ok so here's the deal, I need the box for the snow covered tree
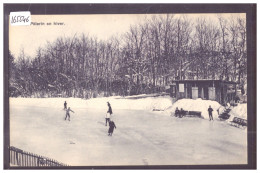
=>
[9,14,247,98]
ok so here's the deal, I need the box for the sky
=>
[9,13,246,59]
[9,14,150,58]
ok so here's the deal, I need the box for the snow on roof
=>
[171,79,237,84]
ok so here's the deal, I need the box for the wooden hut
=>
[169,80,237,105]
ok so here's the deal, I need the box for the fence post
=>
[37,156,39,167]
[26,152,28,166]
[33,154,35,166]
[13,150,16,165]
[10,149,12,165]
[19,152,21,166]
[23,153,26,166]
[23,152,25,166]
[28,152,31,166]
[23,153,26,167]
[32,154,35,166]
[14,149,16,165]
[9,146,68,167]
[26,152,30,166]
[9,149,11,165]
[30,153,33,166]
[16,151,19,166]
[9,149,12,165]
[29,153,31,166]
[36,155,39,167]
[20,151,22,166]
[26,152,29,166]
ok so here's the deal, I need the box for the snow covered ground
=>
[10,95,173,111]
[163,98,223,120]
[9,96,247,166]
[228,103,248,121]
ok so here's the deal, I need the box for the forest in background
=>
[9,14,247,98]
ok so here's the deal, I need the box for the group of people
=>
[63,101,116,136]
[174,107,186,118]
[174,105,214,121]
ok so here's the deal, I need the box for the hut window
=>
[179,83,184,92]
[192,87,198,99]
[201,87,204,99]
[208,87,216,100]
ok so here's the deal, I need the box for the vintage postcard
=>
[4,4,256,169]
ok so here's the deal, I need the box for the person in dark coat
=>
[208,105,214,121]
[174,107,180,117]
[107,102,113,114]
[106,102,113,126]
[64,101,67,110]
[108,120,116,136]
[179,108,185,118]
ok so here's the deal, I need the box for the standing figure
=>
[64,101,67,110]
[105,112,111,126]
[65,107,74,121]
[108,120,116,136]
[106,102,113,126]
[174,107,180,117]
[179,108,185,118]
[208,105,214,121]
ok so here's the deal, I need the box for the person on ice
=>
[105,111,111,126]
[108,120,116,136]
[105,102,113,126]
[174,107,180,117]
[65,107,74,121]
[179,108,185,118]
[208,105,214,121]
[64,101,67,110]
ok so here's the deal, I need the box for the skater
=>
[174,107,180,117]
[105,102,113,126]
[208,105,214,121]
[65,107,74,121]
[64,101,67,110]
[108,120,116,136]
[105,112,111,126]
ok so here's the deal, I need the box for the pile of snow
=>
[164,98,223,120]
[9,97,89,109]
[228,103,247,121]
[9,95,173,112]
[100,96,172,111]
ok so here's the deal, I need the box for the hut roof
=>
[171,79,237,84]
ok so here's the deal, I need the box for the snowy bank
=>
[228,103,247,121]
[164,98,223,120]
[9,95,173,112]
[10,96,247,121]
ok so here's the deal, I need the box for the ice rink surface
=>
[10,98,247,166]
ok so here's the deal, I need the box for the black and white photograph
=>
[3,3,256,169]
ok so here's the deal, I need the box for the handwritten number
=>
[11,15,29,24]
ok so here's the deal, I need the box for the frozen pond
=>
[10,104,247,166]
